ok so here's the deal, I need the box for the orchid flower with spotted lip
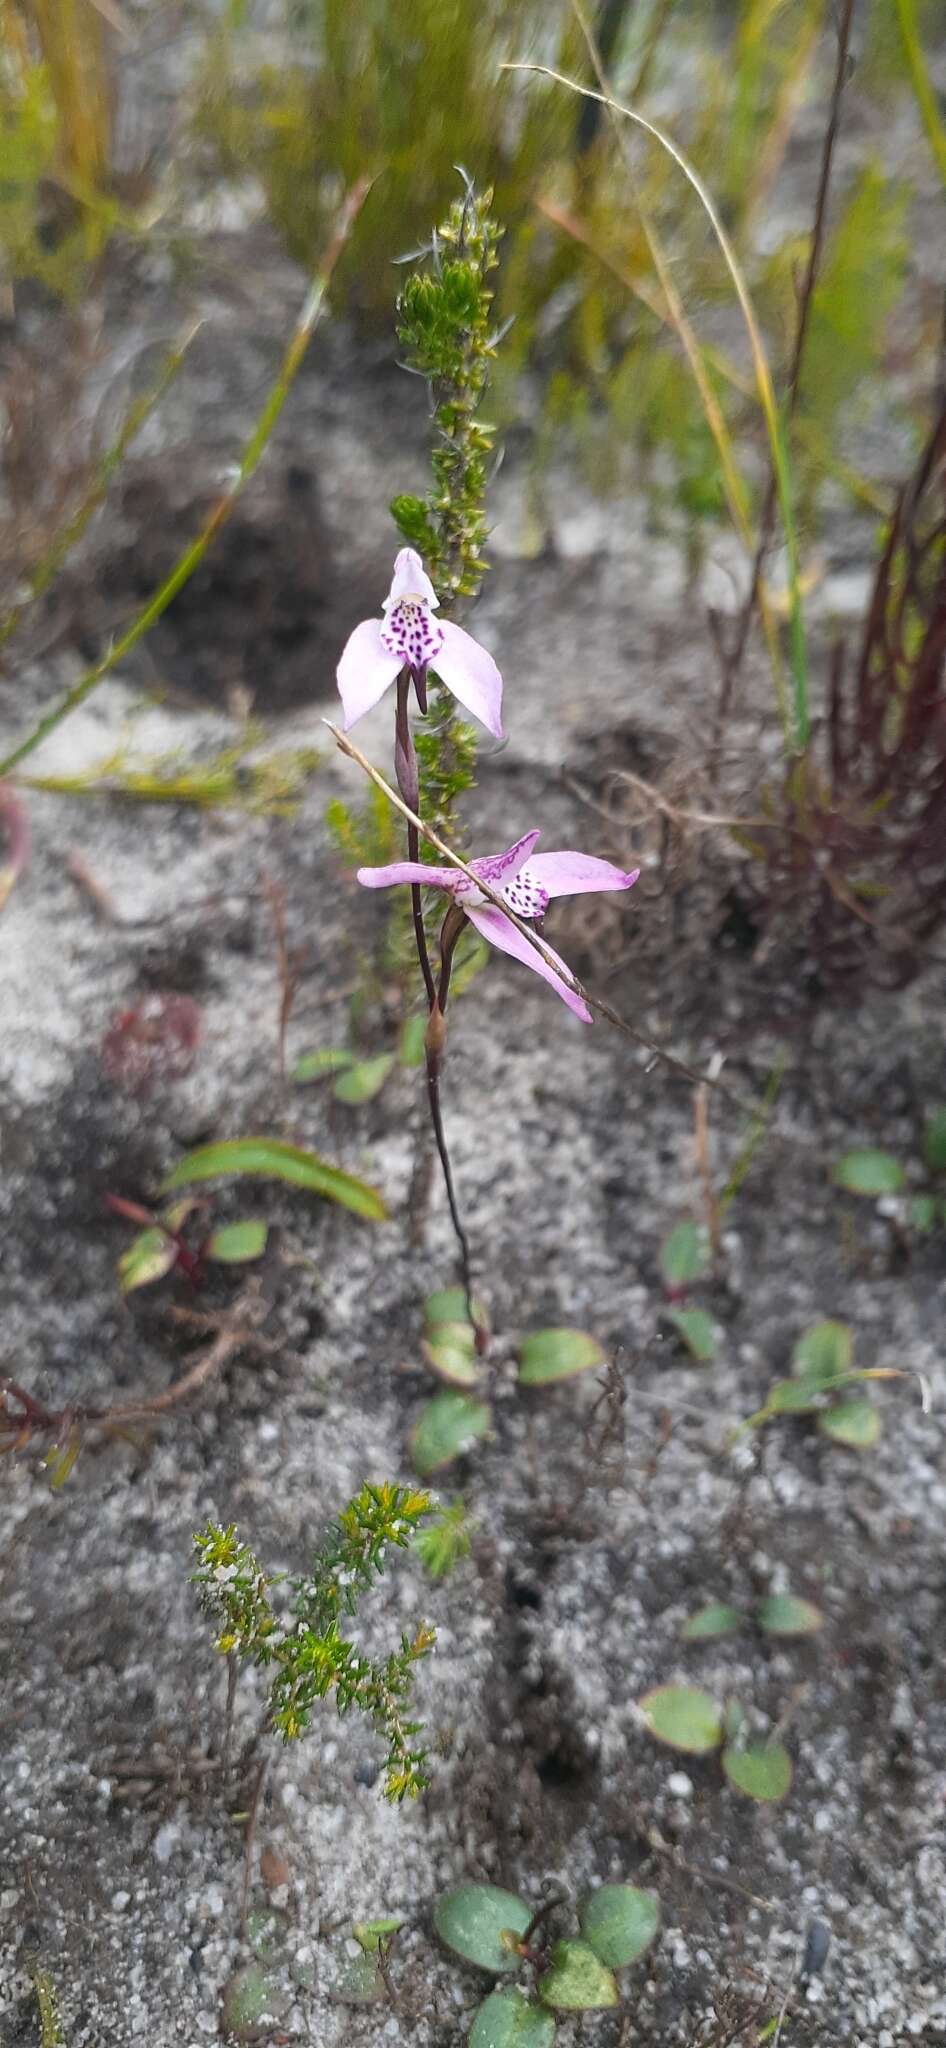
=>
[357,831,639,1021]
[336,547,503,737]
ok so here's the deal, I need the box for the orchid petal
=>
[431,620,504,738]
[356,862,456,891]
[523,853,641,899]
[466,830,540,895]
[465,904,593,1022]
[336,619,402,729]
[385,548,440,610]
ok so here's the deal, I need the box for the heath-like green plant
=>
[192,1483,435,1801]
[412,1497,475,1579]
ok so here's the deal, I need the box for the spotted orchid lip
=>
[380,597,445,672]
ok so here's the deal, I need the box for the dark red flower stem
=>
[423,915,482,1342]
[395,671,436,1009]
[393,676,483,1345]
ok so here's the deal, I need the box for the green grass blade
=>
[0,177,370,780]
[161,1136,387,1221]
[894,0,946,185]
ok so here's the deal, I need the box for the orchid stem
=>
[408,844,436,1011]
[394,678,479,1334]
[395,673,436,1010]
[424,1043,476,1318]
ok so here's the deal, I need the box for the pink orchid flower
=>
[357,831,639,1021]
[336,547,503,737]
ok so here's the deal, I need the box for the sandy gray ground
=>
[2,94,946,2048]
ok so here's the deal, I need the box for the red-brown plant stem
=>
[423,913,482,1342]
[395,673,436,1009]
[392,680,480,1336]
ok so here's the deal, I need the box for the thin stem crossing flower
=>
[336,548,503,737]
[357,831,639,1021]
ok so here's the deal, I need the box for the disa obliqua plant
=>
[191,182,640,1811]
[332,179,639,1327]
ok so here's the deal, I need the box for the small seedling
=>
[833,1110,946,1235]
[658,1220,718,1361]
[292,1011,427,1102]
[333,1916,405,2005]
[410,1292,605,1477]
[192,1483,435,1801]
[742,1317,883,1446]
[434,1877,660,2041]
[108,1193,268,1294]
[638,1685,793,1802]
[682,1591,823,1641]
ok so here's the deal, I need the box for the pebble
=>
[111,1890,131,1912]
[667,1771,694,1798]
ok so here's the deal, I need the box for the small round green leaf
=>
[221,1963,290,2038]
[659,1220,710,1290]
[792,1319,852,1384]
[538,1940,618,2011]
[291,1048,355,1083]
[425,1286,489,1334]
[334,1053,395,1103]
[244,1907,290,1962]
[756,1595,823,1637]
[579,1884,660,1967]
[469,1988,556,2048]
[682,1603,743,1642]
[207,1219,268,1265]
[422,1328,481,1389]
[638,1685,723,1754]
[818,1398,880,1448]
[517,1329,604,1386]
[411,1392,491,1476]
[433,1884,531,1974]
[117,1226,178,1293]
[663,1307,717,1361]
[922,1108,946,1174]
[910,1194,938,1232]
[764,1378,821,1416]
[334,1951,385,2004]
[833,1149,905,1196]
[723,1741,792,1802]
